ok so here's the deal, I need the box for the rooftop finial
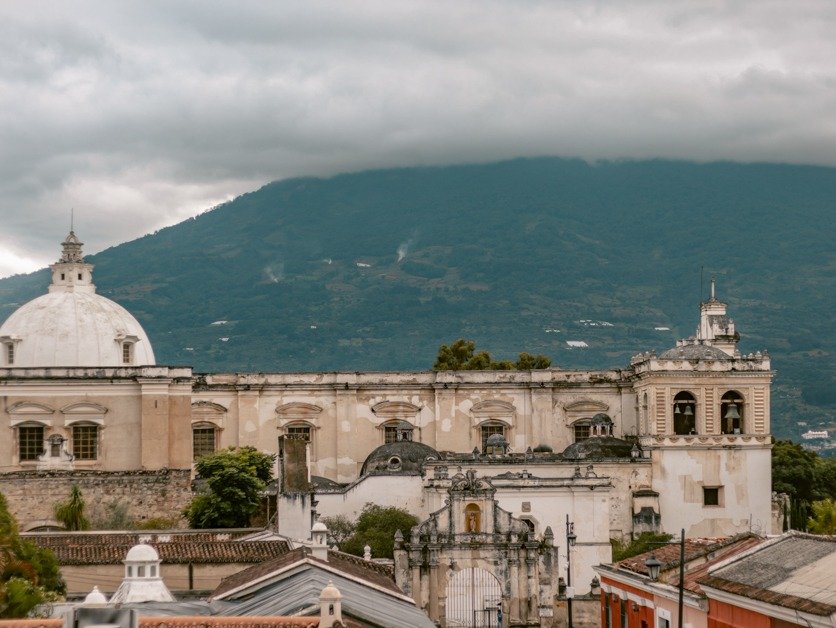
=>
[70,207,74,233]
[710,275,716,300]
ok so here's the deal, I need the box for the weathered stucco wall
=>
[1,469,192,530]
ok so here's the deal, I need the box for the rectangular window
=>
[122,343,132,364]
[703,486,721,506]
[19,426,44,461]
[604,593,611,628]
[72,425,98,460]
[6,343,13,365]
[286,425,311,442]
[384,425,398,443]
[658,619,670,628]
[192,426,217,460]
[620,598,628,626]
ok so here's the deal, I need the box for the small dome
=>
[320,580,342,601]
[591,413,613,427]
[311,521,328,533]
[125,543,159,562]
[360,440,439,476]
[659,343,730,361]
[83,586,107,605]
[485,433,508,446]
[562,436,634,460]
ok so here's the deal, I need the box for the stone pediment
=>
[276,402,323,421]
[562,400,609,413]
[60,402,108,415]
[470,400,515,424]
[8,402,54,415]
[371,401,421,420]
[191,401,228,412]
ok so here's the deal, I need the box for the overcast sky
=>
[1,1,834,278]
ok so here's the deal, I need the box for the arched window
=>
[284,422,312,442]
[673,392,697,435]
[720,391,744,434]
[383,420,414,443]
[480,422,507,452]
[192,422,219,460]
[71,423,99,460]
[464,503,482,533]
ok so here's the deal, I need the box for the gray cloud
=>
[1,0,835,276]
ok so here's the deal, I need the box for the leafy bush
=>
[610,532,674,562]
[340,504,418,559]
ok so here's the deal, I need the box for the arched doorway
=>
[445,567,502,627]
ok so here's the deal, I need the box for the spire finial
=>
[70,207,74,233]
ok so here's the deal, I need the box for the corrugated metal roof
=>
[219,566,434,628]
[699,533,836,617]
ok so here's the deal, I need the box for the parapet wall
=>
[1,468,193,530]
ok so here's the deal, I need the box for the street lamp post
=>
[565,514,577,628]
[644,528,685,628]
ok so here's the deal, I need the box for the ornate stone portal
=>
[395,470,559,626]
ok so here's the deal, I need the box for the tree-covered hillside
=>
[0,158,833,440]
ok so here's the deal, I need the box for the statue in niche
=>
[464,503,481,533]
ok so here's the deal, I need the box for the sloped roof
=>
[210,547,432,628]
[214,560,432,628]
[212,548,398,598]
[698,533,836,617]
[0,619,320,628]
[615,534,764,594]
[24,531,289,565]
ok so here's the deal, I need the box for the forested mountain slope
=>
[1,158,833,439]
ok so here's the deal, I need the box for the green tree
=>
[341,504,418,560]
[433,339,551,371]
[0,492,65,618]
[53,485,90,531]
[772,440,836,530]
[807,499,836,535]
[320,515,355,546]
[184,446,275,528]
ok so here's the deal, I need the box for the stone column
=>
[508,541,521,623]
[428,544,440,622]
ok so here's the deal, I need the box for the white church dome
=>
[0,231,155,368]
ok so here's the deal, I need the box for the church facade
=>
[0,233,776,598]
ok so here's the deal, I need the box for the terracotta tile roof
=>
[212,547,399,599]
[0,618,320,628]
[699,575,836,616]
[616,534,764,594]
[139,617,320,628]
[24,532,290,565]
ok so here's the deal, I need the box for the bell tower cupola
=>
[697,277,739,356]
[49,231,95,294]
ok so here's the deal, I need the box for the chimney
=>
[311,521,329,561]
[280,435,311,493]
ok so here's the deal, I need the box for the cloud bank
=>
[1,0,834,276]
